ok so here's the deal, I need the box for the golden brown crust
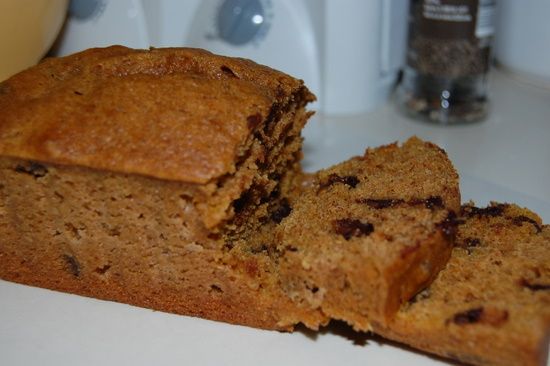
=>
[375,203,550,366]
[0,46,313,184]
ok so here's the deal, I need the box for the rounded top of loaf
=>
[0,46,314,183]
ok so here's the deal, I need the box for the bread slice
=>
[375,203,550,366]
[0,46,315,329]
[245,137,461,330]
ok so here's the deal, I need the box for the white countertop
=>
[303,68,550,221]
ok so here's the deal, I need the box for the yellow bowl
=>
[0,0,68,81]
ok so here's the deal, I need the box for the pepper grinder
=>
[396,0,496,124]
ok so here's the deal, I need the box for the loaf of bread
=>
[8,47,543,366]
[0,46,316,329]
[375,203,550,366]
[0,46,463,334]
[268,137,461,330]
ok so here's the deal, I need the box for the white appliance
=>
[55,0,408,115]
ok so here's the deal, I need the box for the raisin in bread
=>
[244,137,460,330]
[0,46,315,330]
[375,203,550,366]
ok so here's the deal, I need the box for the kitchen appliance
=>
[54,0,408,115]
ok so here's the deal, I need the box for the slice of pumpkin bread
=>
[250,137,461,330]
[375,203,550,366]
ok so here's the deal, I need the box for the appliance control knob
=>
[216,0,265,45]
[69,0,104,20]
